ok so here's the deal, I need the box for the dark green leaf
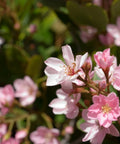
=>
[26,55,43,80]
[111,0,120,22]
[67,1,108,31]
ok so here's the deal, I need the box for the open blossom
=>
[80,109,119,144]
[44,45,88,86]
[14,76,38,106]
[0,85,14,115]
[0,84,14,107]
[30,126,60,144]
[87,92,120,128]
[1,138,20,144]
[49,88,81,119]
[94,48,114,71]
[107,17,120,46]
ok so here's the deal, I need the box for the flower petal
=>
[45,57,64,71]
[62,45,74,65]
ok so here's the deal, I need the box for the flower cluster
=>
[45,45,120,144]
[0,76,39,143]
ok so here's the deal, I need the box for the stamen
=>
[64,63,76,76]
[102,104,111,114]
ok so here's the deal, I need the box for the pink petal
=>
[82,109,89,121]
[80,122,95,133]
[62,45,74,66]
[82,125,99,142]
[51,129,60,136]
[88,104,100,113]
[56,89,68,99]
[61,80,73,93]
[44,67,58,76]
[53,108,67,114]
[87,111,98,119]
[79,52,88,67]
[20,96,36,106]
[91,129,106,144]
[107,25,120,38]
[93,96,100,103]
[66,105,79,119]
[15,129,27,139]
[108,124,120,137]
[45,57,64,71]
[115,37,120,46]
[49,98,67,109]
[46,75,60,86]
[24,76,37,90]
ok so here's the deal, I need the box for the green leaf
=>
[111,0,120,22]
[76,118,85,130]
[55,115,66,123]
[4,46,29,76]
[67,1,108,31]
[79,98,87,108]
[26,55,43,80]
[38,46,56,60]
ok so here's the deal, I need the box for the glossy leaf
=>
[67,1,108,31]
[26,55,43,80]
[111,0,120,22]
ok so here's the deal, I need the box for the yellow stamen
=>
[102,104,111,114]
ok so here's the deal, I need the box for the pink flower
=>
[94,48,114,71]
[99,33,114,46]
[0,85,14,115]
[15,129,27,140]
[94,56,120,91]
[49,89,81,119]
[80,26,97,43]
[1,138,20,144]
[107,17,120,46]
[64,126,73,134]
[0,124,7,139]
[44,45,88,86]
[0,84,14,107]
[87,92,120,128]
[30,126,60,144]
[14,76,38,106]
[94,55,117,79]
[80,109,119,144]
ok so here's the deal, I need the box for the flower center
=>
[64,63,76,76]
[102,104,111,114]
[45,132,53,143]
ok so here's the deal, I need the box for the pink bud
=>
[65,126,73,134]
[15,129,27,140]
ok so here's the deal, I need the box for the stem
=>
[61,120,75,144]
[4,113,30,123]
[36,76,47,85]
[41,113,53,128]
